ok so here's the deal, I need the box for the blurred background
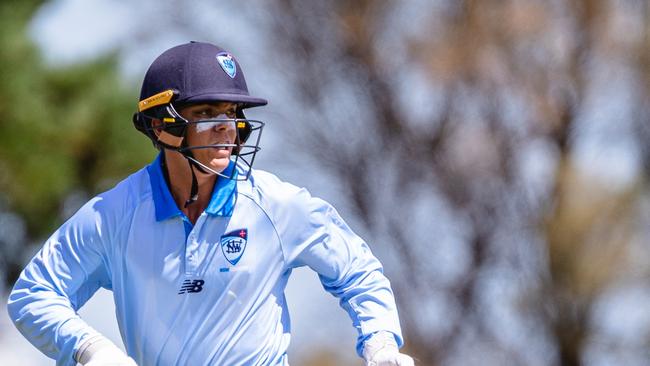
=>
[1,0,650,365]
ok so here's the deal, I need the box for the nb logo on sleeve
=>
[178,279,205,294]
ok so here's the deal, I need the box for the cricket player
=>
[7,41,414,366]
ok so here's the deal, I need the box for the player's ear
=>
[151,118,185,148]
[151,118,163,138]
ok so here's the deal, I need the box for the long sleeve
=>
[7,197,112,366]
[259,176,404,356]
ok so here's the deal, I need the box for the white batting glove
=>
[363,331,415,366]
[75,335,137,366]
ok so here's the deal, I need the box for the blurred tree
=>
[0,0,153,291]
[253,0,650,365]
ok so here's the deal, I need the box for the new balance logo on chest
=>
[178,279,204,294]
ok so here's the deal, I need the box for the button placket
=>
[185,238,197,273]
[184,214,206,274]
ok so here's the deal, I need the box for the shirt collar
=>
[205,161,238,217]
[147,153,238,221]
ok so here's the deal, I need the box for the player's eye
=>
[188,105,237,120]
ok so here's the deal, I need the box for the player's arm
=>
[272,183,414,365]
[6,197,132,366]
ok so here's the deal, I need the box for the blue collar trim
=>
[147,154,237,221]
[205,161,237,217]
[147,154,180,221]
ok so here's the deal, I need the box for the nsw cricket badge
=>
[220,229,247,265]
[216,52,237,78]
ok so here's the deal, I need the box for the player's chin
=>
[200,147,232,173]
[207,156,231,173]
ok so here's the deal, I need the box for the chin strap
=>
[184,158,199,208]
[161,151,204,208]
[181,150,215,208]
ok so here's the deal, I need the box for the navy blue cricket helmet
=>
[137,41,267,110]
[133,41,267,182]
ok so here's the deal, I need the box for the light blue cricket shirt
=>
[7,154,404,366]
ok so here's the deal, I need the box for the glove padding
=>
[76,335,137,366]
[363,331,415,366]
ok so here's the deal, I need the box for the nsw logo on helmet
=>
[216,52,237,78]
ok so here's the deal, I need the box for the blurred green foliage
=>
[0,0,154,282]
